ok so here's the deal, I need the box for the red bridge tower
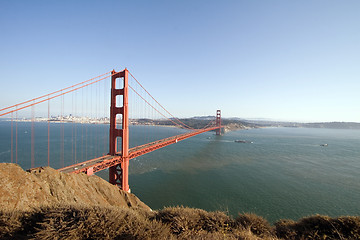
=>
[109,69,130,192]
[216,110,221,135]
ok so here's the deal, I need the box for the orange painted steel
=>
[0,71,113,117]
[54,69,223,192]
[128,71,194,130]
[108,69,130,192]
[216,110,222,135]
[128,126,219,159]
[129,84,194,130]
[59,126,221,176]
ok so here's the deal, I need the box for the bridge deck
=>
[58,126,220,175]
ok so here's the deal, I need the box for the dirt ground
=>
[0,163,150,212]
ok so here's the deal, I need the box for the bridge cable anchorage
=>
[128,71,194,130]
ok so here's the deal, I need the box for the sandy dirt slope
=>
[0,163,150,211]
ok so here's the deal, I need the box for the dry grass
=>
[153,206,278,239]
[1,205,360,239]
[155,206,233,238]
[1,164,359,239]
[0,163,150,212]
[0,205,269,240]
[0,211,23,239]
[235,213,275,238]
[1,205,171,240]
[274,215,360,240]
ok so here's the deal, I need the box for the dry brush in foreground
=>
[1,205,360,239]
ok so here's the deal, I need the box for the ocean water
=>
[1,120,359,223]
[124,127,360,223]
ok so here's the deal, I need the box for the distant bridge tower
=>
[109,69,130,192]
[216,110,221,135]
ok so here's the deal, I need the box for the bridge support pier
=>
[109,69,130,192]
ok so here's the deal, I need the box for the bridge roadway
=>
[58,126,220,175]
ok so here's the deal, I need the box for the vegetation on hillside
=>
[1,205,360,239]
[1,163,359,239]
[133,117,257,131]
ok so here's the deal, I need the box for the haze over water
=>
[1,121,359,223]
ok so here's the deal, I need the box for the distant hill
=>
[132,117,259,131]
[302,122,360,129]
[133,117,360,131]
[243,120,360,129]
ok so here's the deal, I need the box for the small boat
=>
[235,140,253,143]
[320,144,328,147]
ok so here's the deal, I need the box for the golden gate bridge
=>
[0,69,222,192]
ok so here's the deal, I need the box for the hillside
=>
[131,117,258,131]
[244,120,360,129]
[0,163,149,212]
[1,163,360,239]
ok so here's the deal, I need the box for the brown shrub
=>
[235,213,274,238]
[274,219,297,239]
[34,205,172,240]
[0,205,172,240]
[0,211,23,239]
[3,203,360,240]
[275,215,360,240]
[155,206,233,238]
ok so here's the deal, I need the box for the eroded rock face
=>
[0,163,150,211]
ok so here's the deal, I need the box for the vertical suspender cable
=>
[96,80,101,157]
[103,75,107,155]
[11,112,13,163]
[81,88,84,163]
[71,92,74,164]
[31,102,35,168]
[96,81,99,157]
[74,89,77,164]
[61,92,64,168]
[48,97,50,166]
[85,85,88,160]
[15,107,18,164]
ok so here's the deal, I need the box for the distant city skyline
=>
[1,1,359,123]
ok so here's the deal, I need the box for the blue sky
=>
[1,0,359,122]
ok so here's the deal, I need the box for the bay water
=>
[1,120,359,223]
